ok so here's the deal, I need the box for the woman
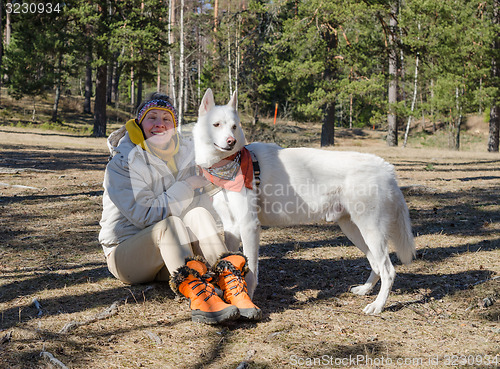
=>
[99,92,261,324]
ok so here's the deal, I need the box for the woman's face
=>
[141,108,176,145]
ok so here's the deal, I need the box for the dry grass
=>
[0,122,498,369]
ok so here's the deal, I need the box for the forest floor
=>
[0,97,499,368]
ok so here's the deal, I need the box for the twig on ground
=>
[58,285,154,334]
[0,182,41,190]
[471,275,499,287]
[59,300,120,334]
[400,184,438,194]
[40,350,69,369]
[145,330,163,345]
[0,167,55,174]
[1,331,12,345]
[32,298,43,317]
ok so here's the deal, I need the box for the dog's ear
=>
[227,89,238,111]
[199,89,215,116]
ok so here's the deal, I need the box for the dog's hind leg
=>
[338,218,380,296]
[362,248,395,315]
[350,219,395,314]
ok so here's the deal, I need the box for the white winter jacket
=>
[99,127,203,257]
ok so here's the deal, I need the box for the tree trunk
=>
[168,0,176,103]
[157,51,161,93]
[137,77,143,108]
[349,94,353,129]
[178,0,184,127]
[183,61,188,113]
[387,3,399,146]
[214,0,219,33]
[489,106,500,152]
[93,64,107,137]
[51,54,63,122]
[84,46,93,114]
[106,58,114,104]
[197,40,201,103]
[430,78,436,132]
[403,23,420,147]
[5,5,10,45]
[112,60,120,105]
[403,54,419,147]
[321,102,335,147]
[319,25,337,147]
[449,87,463,150]
[52,83,61,122]
[130,71,135,108]
[32,97,36,122]
[488,0,500,152]
[0,0,3,102]
[228,28,232,97]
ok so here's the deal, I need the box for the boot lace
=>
[223,270,247,298]
[189,274,217,302]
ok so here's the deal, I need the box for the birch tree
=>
[178,0,185,127]
[386,2,399,146]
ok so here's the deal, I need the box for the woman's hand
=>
[184,175,211,190]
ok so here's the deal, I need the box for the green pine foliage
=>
[1,0,498,148]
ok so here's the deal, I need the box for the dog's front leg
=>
[234,189,261,298]
[219,189,261,298]
[240,218,260,298]
[212,191,241,252]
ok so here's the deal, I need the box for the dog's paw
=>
[362,302,383,315]
[350,284,372,296]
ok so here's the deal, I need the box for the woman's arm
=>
[104,159,196,229]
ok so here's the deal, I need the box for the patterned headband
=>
[137,99,178,127]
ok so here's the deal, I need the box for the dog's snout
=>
[227,136,237,147]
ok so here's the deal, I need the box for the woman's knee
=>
[154,216,184,232]
[183,207,214,223]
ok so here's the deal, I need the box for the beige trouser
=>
[106,207,227,284]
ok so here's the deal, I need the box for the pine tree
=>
[488,0,500,152]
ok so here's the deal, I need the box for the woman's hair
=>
[135,92,175,117]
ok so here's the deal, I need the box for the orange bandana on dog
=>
[201,147,254,192]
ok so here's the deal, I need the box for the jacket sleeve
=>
[104,157,195,229]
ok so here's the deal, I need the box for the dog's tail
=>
[390,190,416,265]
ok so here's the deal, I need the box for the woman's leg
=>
[182,207,228,266]
[107,216,193,284]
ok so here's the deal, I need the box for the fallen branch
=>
[0,182,41,191]
[40,350,69,369]
[59,301,120,334]
[0,167,55,174]
[32,298,43,317]
[400,184,438,194]
[471,275,500,287]
[1,331,12,345]
[145,330,163,345]
[58,286,154,334]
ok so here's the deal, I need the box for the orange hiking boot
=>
[214,253,262,320]
[170,256,240,324]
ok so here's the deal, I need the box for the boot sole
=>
[238,308,263,321]
[192,306,240,324]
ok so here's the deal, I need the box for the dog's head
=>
[193,88,246,168]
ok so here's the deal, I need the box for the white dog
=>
[192,89,416,314]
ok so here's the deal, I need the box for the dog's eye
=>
[232,125,237,130]
[213,122,220,127]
